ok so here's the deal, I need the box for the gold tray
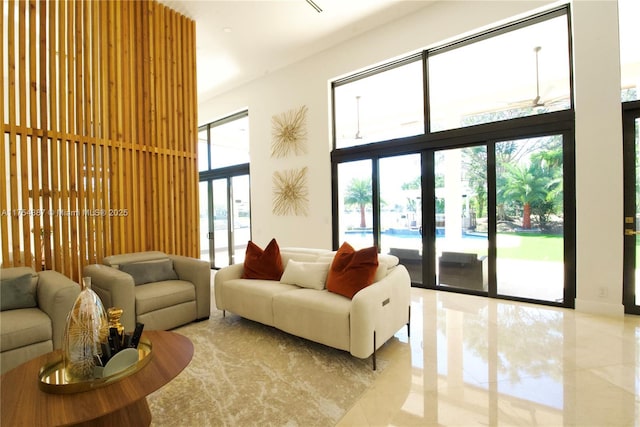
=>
[38,337,152,394]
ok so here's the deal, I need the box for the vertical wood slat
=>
[28,1,42,269]
[99,0,111,261]
[122,0,134,254]
[156,4,166,252]
[49,0,61,272]
[90,0,102,264]
[189,18,197,255]
[59,0,70,277]
[18,0,26,129]
[83,0,95,265]
[169,10,178,255]
[68,0,80,281]
[149,0,159,252]
[164,9,173,254]
[175,17,184,256]
[106,0,118,255]
[130,0,138,250]
[2,0,199,280]
[39,0,51,270]
[114,0,125,255]
[142,0,153,251]
[185,18,198,256]
[133,0,144,251]
[18,1,32,267]
[73,0,84,280]
[29,1,37,130]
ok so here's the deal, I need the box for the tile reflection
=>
[338,289,640,426]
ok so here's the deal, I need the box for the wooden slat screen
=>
[1,0,199,281]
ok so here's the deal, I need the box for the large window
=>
[199,113,250,172]
[331,7,575,308]
[333,58,424,149]
[198,111,251,268]
[428,11,571,132]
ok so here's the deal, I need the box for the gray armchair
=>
[83,251,210,332]
[0,267,80,373]
[438,251,488,291]
[389,247,422,284]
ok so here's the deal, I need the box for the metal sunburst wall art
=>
[271,105,308,158]
[272,167,309,216]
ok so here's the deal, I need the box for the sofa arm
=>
[170,255,211,320]
[83,264,137,332]
[213,263,244,310]
[350,265,411,359]
[37,270,81,350]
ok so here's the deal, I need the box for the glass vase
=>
[63,277,108,382]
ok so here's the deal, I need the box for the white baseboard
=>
[574,298,625,317]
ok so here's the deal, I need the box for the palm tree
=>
[501,163,548,229]
[344,177,372,228]
[463,146,488,218]
[529,144,563,228]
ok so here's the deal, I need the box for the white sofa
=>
[214,247,411,369]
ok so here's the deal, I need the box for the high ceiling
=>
[158,0,433,102]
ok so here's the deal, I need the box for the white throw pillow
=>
[280,260,331,290]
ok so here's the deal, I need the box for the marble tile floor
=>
[338,288,640,426]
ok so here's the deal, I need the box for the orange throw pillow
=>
[242,238,284,280]
[326,242,379,299]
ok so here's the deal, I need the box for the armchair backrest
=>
[440,251,479,266]
[102,251,168,269]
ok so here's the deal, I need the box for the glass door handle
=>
[624,229,640,236]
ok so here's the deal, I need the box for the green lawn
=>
[475,233,564,262]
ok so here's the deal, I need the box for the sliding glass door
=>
[434,147,488,292]
[494,136,565,302]
[379,155,423,285]
[200,175,250,268]
[431,137,565,303]
[335,133,571,305]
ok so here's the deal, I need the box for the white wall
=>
[199,0,625,316]
[572,0,623,315]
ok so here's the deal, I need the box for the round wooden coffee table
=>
[0,330,193,426]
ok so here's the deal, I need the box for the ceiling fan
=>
[508,46,566,109]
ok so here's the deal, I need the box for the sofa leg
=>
[372,331,377,371]
[407,305,411,338]
[223,310,226,318]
